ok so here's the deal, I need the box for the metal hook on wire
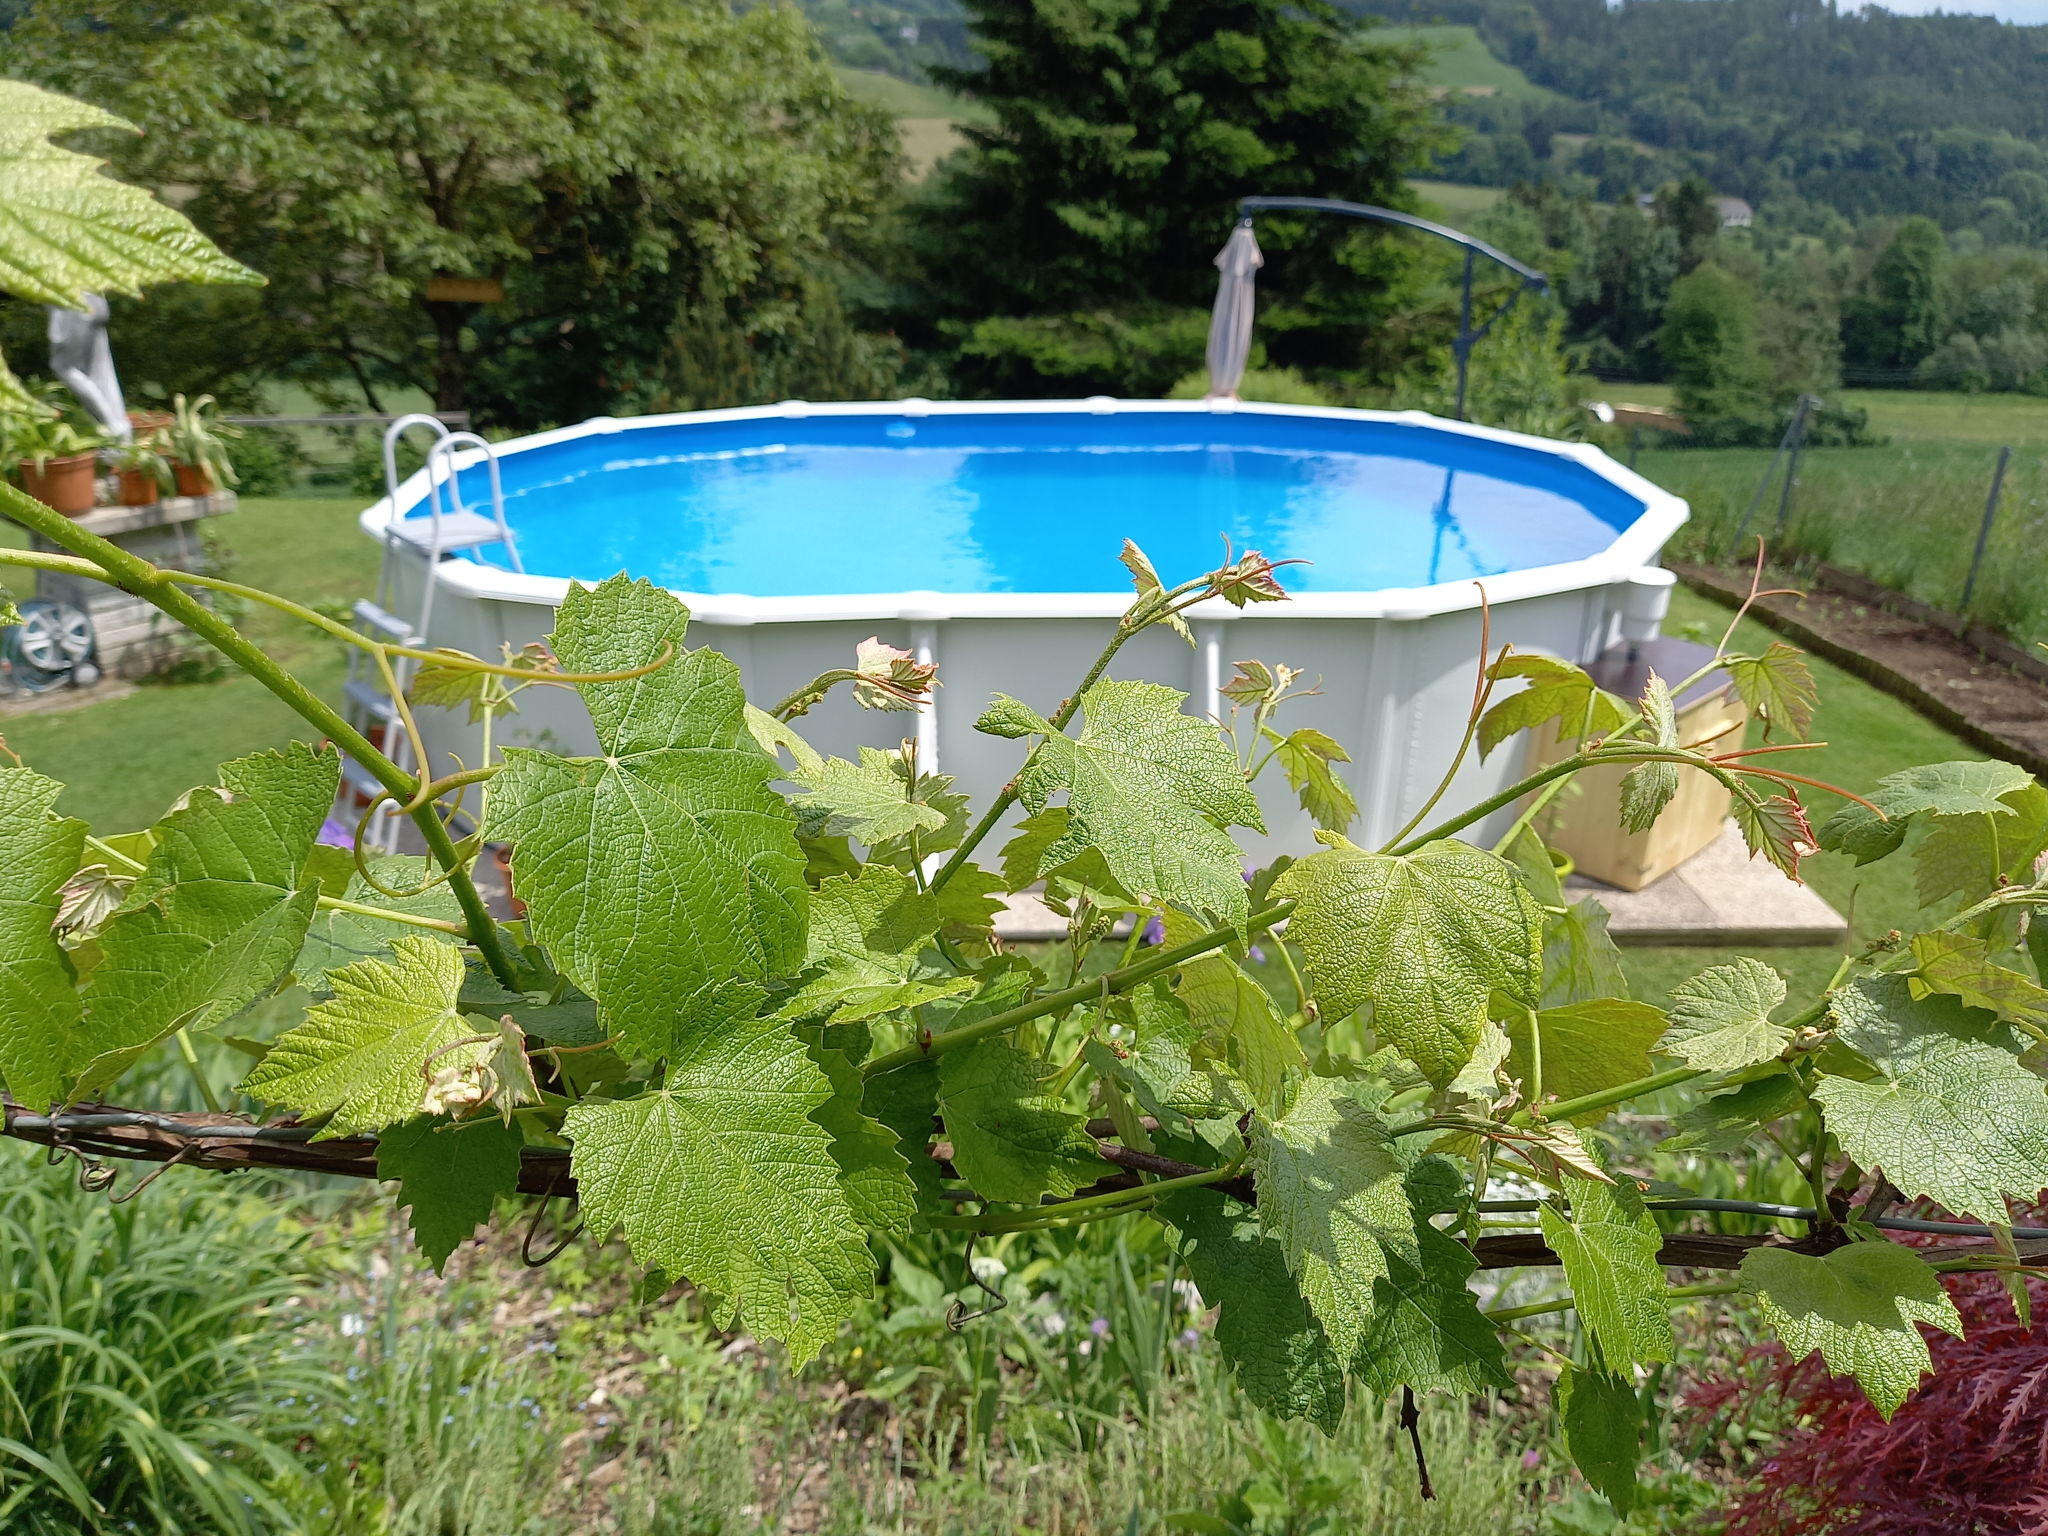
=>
[43,1110,116,1194]
[520,1166,584,1268]
[945,1232,1009,1331]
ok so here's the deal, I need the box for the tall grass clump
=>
[0,1146,318,1534]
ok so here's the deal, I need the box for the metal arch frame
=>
[1236,196,1551,421]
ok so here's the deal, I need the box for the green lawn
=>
[833,65,983,121]
[1378,23,1570,102]
[1410,179,1505,222]
[1,496,379,830]
[1610,381,2048,448]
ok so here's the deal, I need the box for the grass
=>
[833,65,983,122]
[1611,382,2048,448]
[1412,179,1506,221]
[1,495,379,830]
[1378,23,1570,103]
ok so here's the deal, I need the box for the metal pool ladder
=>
[339,414,523,852]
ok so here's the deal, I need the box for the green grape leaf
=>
[746,703,821,771]
[1159,1188,1347,1431]
[1350,1160,1510,1396]
[800,1026,917,1235]
[1172,950,1302,1106]
[0,767,86,1110]
[933,863,1006,940]
[294,854,464,992]
[376,1116,525,1274]
[565,1010,871,1368]
[1725,641,1817,741]
[243,936,490,1138]
[998,807,1136,909]
[1910,931,2048,1034]
[1740,1242,1963,1418]
[1539,1170,1673,1368]
[1815,974,2048,1222]
[488,578,806,1043]
[779,866,973,1025]
[976,694,1053,739]
[1558,1366,1641,1516]
[1663,959,1793,1071]
[1914,783,2048,908]
[1477,654,1629,761]
[1119,539,1194,646]
[788,747,949,848]
[0,586,19,628]
[1250,1074,1415,1358]
[862,1058,947,1213]
[1544,898,1631,1008]
[1108,980,1250,1123]
[0,80,260,310]
[1618,675,1681,833]
[1506,999,1668,1118]
[77,744,338,1092]
[1268,727,1357,833]
[1818,760,2035,865]
[1014,679,1264,924]
[938,1039,1109,1204]
[1274,837,1541,1087]
[1733,793,1817,880]
[1666,1071,1806,1153]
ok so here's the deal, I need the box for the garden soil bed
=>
[1672,561,2048,776]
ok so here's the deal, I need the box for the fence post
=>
[1723,398,1806,560]
[1771,394,1817,541]
[1959,444,2013,614]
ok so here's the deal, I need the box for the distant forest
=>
[816,0,2048,240]
[1400,0,2048,237]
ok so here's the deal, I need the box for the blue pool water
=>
[421,411,1646,596]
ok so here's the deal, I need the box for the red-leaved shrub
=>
[1691,1260,2048,1535]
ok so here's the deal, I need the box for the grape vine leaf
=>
[1012,679,1264,925]
[976,695,1052,739]
[0,80,259,404]
[1350,1159,1510,1396]
[244,936,492,1138]
[1274,837,1541,1087]
[1502,826,1630,1007]
[1619,675,1680,833]
[1818,760,2035,865]
[1505,999,1667,1118]
[799,1026,917,1236]
[1267,726,1357,832]
[1666,1071,1806,1154]
[778,866,974,1024]
[1739,1242,1963,1417]
[1663,959,1793,1071]
[1539,1168,1674,1367]
[862,1058,947,1213]
[1815,973,2048,1222]
[376,1115,525,1273]
[1726,641,1818,741]
[488,578,806,1043]
[1107,979,1249,1124]
[0,585,18,628]
[1558,1366,1641,1516]
[1909,931,2048,1034]
[294,854,464,993]
[1733,792,1816,880]
[788,747,950,848]
[1119,539,1194,646]
[1477,655,1629,761]
[1250,1073,1415,1359]
[1158,1188,1347,1431]
[0,767,86,1110]
[937,1039,1110,1204]
[565,1010,871,1368]
[1914,782,2048,908]
[1171,947,1303,1106]
[77,743,338,1092]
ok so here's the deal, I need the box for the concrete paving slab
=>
[1566,821,1847,947]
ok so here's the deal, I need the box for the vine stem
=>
[861,900,1295,1076]
[1483,1279,1741,1327]
[926,1162,1236,1232]
[0,484,522,989]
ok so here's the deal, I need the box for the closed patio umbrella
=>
[1204,220,1263,398]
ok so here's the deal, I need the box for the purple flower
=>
[1090,1316,1111,1339]
[1521,1449,1541,1471]
[1247,945,1266,963]
[317,817,355,850]
[1176,1327,1200,1350]
[1140,915,1165,946]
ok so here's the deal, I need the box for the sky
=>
[1862,0,2048,19]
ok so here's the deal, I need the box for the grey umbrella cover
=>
[1204,221,1263,398]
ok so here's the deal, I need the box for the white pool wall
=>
[363,399,1689,857]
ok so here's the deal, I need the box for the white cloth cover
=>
[47,295,130,440]
[1204,221,1264,398]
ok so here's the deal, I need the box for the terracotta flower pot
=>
[172,461,216,497]
[19,452,100,515]
[118,468,161,506]
[127,409,173,435]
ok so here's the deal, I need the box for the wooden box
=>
[1523,638,1748,892]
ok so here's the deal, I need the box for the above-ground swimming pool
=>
[365,400,1687,854]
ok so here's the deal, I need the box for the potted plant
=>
[3,398,107,516]
[112,430,174,506]
[165,393,241,496]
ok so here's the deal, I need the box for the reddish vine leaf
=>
[1725,641,1818,741]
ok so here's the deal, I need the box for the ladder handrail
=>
[422,430,523,575]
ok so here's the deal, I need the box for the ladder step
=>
[353,599,420,644]
[387,511,512,556]
[343,678,401,723]
[337,757,392,799]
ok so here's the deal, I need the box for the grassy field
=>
[835,66,986,176]
[1611,381,2048,447]
[1411,179,1505,221]
[1378,23,1568,102]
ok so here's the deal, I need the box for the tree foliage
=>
[8,0,904,420]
